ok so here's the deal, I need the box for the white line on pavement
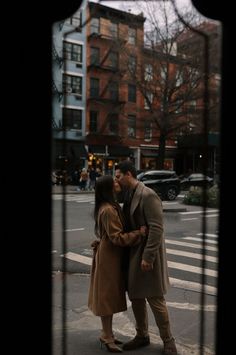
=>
[166,248,218,263]
[65,228,85,232]
[165,239,217,251]
[168,261,217,277]
[183,237,217,244]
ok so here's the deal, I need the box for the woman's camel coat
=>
[88,203,142,316]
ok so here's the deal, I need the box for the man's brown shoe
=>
[163,338,178,354]
[122,335,150,351]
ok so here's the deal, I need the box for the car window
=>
[142,174,158,181]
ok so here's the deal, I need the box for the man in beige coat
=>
[115,161,177,355]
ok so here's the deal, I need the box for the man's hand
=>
[140,225,148,236]
[141,259,153,271]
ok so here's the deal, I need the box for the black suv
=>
[137,170,181,201]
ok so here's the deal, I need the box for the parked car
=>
[137,170,181,201]
[180,173,214,190]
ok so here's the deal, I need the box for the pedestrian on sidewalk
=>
[115,160,177,355]
[88,175,147,353]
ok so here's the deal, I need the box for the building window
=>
[90,111,98,132]
[109,82,119,101]
[128,115,136,137]
[175,69,183,87]
[128,84,136,102]
[160,67,166,82]
[65,12,82,31]
[144,121,152,141]
[108,51,119,69]
[63,74,82,98]
[144,91,153,109]
[128,56,136,74]
[144,64,153,81]
[90,78,99,98]
[110,22,118,38]
[62,108,82,130]
[128,27,136,45]
[63,42,82,63]
[109,114,119,134]
[90,47,100,65]
[91,18,100,34]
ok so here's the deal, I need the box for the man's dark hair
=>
[116,160,137,178]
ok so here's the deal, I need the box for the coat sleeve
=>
[142,191,164,263]
[100,206,142,247]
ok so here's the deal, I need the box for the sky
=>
[89,0,218,30]
[94,0,194,14]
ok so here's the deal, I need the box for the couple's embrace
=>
[88,161,177,354]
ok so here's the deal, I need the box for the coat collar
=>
[130,181,145,216]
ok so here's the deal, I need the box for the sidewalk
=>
[52,273,216,355]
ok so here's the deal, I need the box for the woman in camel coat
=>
[88,175,147,353]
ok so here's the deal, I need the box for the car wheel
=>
[166,187,178,201]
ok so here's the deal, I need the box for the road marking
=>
[169,278,217,295]
[179,209,218,215]
[52,195,94,203]
[63,252,92,265]
[181,217,198,221]
[166,248,218,263]
[165,239,217,251]
[166,301,216,312]
[183,237,217,244]
[65,228,85,232]
[197,233,218,238]
[168,261,217,277]
[62,248,218,295]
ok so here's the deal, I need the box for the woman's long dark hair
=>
[94,175,116,237]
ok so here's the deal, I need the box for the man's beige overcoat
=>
[127,182,170,299]
[88,203,142,316]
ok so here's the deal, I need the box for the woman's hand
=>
[91,239,100,251]
[140,225,148,236]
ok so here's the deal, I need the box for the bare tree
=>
[111,0,220,169]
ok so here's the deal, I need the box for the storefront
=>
[140,148,176,170]
[88,145,132,174]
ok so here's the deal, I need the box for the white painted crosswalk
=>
[52,194,95,204]
[61,234,218,295]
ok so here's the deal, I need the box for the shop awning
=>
[141,149,158,157]
[70,144,87,158]
[54,142,87,158]
[108,146,132,157]
[89,145,106,155]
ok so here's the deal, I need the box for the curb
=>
[163,207,187,212]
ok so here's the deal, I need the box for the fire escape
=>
[52,43,64,102]
[87,33,126,139]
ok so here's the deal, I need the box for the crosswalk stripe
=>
[62,253,218,295]
[168,261,217,277]
[63,252,92,265]
[179,209,218,215]
[197,233,218,238]
[183,237,217,244]
[166,248,218,263]
[169,278,217,295]
[63,250,218,280]
[52,195,94,203]
[165,239,217,251]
